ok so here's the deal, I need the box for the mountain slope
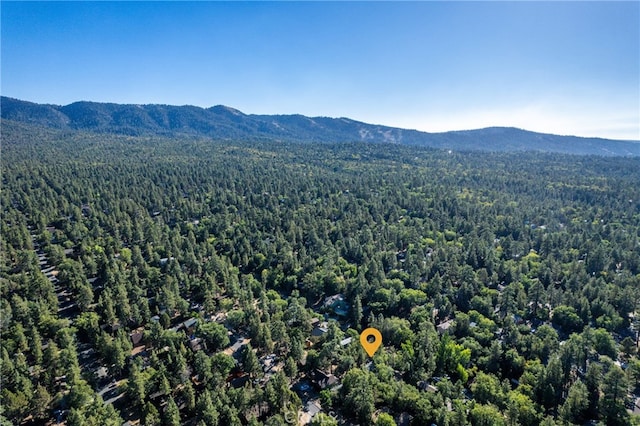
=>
[2,96,638,156]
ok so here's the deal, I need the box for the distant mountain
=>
[2,96,639,156]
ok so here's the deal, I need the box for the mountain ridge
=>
[2,96,638,156]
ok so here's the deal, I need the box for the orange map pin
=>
[360,327,382,357]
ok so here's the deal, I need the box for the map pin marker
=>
[360,327,382,357]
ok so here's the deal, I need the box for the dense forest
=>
[2,119,640,426]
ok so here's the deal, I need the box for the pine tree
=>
[163,397,181,426]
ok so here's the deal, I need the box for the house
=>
[190,303,203,313]
[130,328,144,347]
[417,381,438,393]
[340,337,353,346]
[224,337,249,358]
[211,312,227,323]
[306,400,322,418]
[159,257,175,266]
[310,369,338,390]
[188,337,203,352]
[437,319,454,334]
[100,322,122,333]
[169,323,184,333]
[396,412,413,426]
[183,318,198,335]
[260,354,277,374]
[311,321,329,338]
[229,374,250,388]
[512,314,524,324]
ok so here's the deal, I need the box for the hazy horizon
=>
[5,94,640,143]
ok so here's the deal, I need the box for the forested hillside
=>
[2,119,640,425]
[3,97,640,156]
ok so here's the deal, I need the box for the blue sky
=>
[2,1,638,140]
